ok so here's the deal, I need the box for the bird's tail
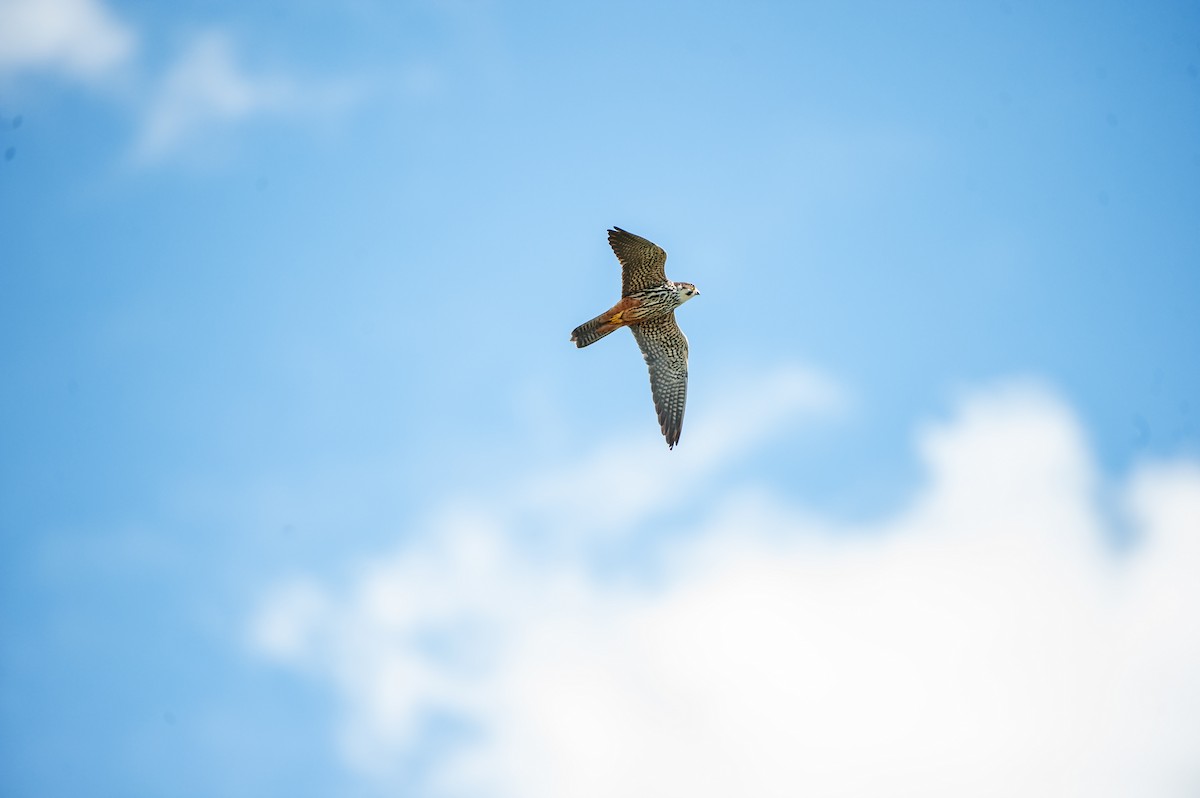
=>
[571,311,623,348]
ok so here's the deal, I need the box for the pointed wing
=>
[609,227,668,295]
[630,314,689,449]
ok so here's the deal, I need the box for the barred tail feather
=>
[571,313,621,348]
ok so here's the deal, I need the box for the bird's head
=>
[676,282,700,303]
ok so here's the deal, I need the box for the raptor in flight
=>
[571,227,699,449]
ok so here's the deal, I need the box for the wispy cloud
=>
[0,0,363,165]
[249,370,1200,796]
[514,365,843,539]
[132,31,359,164]
[134,33,288,162]
[0,0,135,81]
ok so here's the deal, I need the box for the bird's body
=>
[570,283,693,347]
[571,227,699,449]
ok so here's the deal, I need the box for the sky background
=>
[2,0,1199,795]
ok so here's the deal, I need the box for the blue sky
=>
[2,1,1199,796]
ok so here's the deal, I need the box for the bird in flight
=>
[571,227,700,449]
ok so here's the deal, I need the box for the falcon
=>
[571,227,700,449]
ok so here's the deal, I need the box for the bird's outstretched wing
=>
[609,227,668,295]
[630,314,689,449]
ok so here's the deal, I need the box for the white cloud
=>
[133,31,359,164]
[0,0,363,164]
[0,0,134,81]
[250,371,1200,797]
